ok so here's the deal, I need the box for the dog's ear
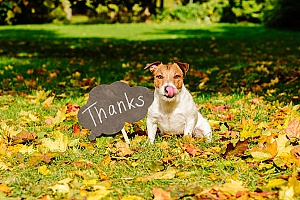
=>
[174,61,189,75]
[144,61,161,73]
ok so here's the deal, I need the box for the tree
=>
[263,0,300,30]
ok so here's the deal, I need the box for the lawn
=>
[0,22,300,199]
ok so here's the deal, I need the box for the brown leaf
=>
[116,142,134,157]
[12,131,36,144]
[28,152,56,166]
[223,140,249,158]
[291,145,300,159]
[285,118,300,140]
[152,188,171,200]
[213,105,229,113]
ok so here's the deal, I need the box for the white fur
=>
[147,83,212,144]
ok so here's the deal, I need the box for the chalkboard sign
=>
[78,81,154,140]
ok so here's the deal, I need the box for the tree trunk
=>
[62,0,72,21]
[160,0,164,9]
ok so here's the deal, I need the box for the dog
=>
[144,61,212,144]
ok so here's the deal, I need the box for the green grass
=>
[0,22,300,199]
[0,23,299,101]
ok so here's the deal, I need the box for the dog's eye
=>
[156,75,163,79]
[174,75,181,79]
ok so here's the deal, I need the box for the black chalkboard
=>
[78,81,154,140]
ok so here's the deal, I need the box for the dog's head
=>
[144,61,189,101]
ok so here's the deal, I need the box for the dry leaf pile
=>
[0,92,299,199]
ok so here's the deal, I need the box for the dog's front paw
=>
[203,131,212,142]
[148,137,155,144]
[194,128,212,142]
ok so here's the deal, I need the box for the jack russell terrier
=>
[144,61,212,144]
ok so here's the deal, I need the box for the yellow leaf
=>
[29,113,39,122]
[136,167,176,182]
[266,179,287,188]
[214,179,249,195]
[276,134,291,156]
[19,144,36,154]
[0,183,11,193]
[82,179,97,186]
[48,184,70,194]
[240,124,261,139]
[58,178,73,184]
[38,165,51,175]
[288,175,300,196]
[42,96,55,108]
[0,161,11,171]
[121,195,144,200]
[51,106,67,126]
[41,131,68,152]
[87,189,113,200]
[250,136,277,161]
[100,155,111,167]
[279,186,294,200]
[28,90,50,103]
[93,180,112,190]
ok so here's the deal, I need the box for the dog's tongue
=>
[166,86,175,97]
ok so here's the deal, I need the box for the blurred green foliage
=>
[0,0,299,30]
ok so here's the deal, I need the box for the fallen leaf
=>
[38,165,51,175]
[48,184,70,194]
[223,140,249,158]
[41,131,68,152]
[136,167,177,182]
[265,179,287,188]
[0,183,11,193]
[121,195,144,200]
[50,106,67,126]
[288,174,300,196]
[82,179,97,186]
[58,178,73,184]
[250,136,277,161]
[100,155,111,167]
[285,118,300,140]
[42,95,55,108]
[28,152,56,165]
[116,142,134,157]
[214,179,249,195]
[152,188,171,200]
[87,188,113,200]
[279,186,294,200]
[183,143,202,157]
[213,105,229,113]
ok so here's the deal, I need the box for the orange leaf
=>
[184,143,202,157]
[0,183,11,193]
[152,188,171,200]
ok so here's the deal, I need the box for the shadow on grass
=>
[0,24,299,102]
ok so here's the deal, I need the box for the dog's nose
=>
[164,86,168,93]
[164,86,175,98]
